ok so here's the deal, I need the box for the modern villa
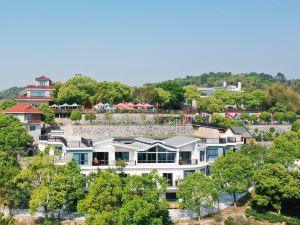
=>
[39,131,247,201]
[16,76,55,107]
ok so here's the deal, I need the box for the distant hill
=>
[0,86,24,99]
[145,72,300,92]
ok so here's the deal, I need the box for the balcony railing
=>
[178,159,198,165]
[92,160,137,166]
[227,137,237,143]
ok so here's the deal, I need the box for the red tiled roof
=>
[35,76,52,81]
[4,104,42,114]
[26,85,55,89]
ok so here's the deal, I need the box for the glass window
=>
[31,91,46,97]
[199,151,205,162]
[93,152,109,165]
[137,146,176,163]
[29,125,36,131]
[115,152,129,161]
[206,148,219,161]
[73,153,88,165]
[163,173,173,186]
[38,81,48,86]
[179,151,192,165]
[183,170,195,178]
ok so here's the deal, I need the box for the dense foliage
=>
[78,170,171,225]
[38,104,55,125]
[0,114,32,155]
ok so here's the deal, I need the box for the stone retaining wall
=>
[248,125,292,135]
[67,125,194,139]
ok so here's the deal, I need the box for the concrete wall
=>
[193,126,221,138]
[63,125,194,139]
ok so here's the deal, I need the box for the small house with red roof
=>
[4,104,43,143]
[16,76,55,107]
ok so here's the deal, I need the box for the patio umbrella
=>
[50,104,59,108]
[136,103,143,108]
[143,103,153,108]
[60,103,70,108]
[115,103,126,108]
[127,102,135,107]
[71,103,80,108]
[96,102,104,107]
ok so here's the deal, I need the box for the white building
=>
[4,104,43,143]
[39,133,246,201]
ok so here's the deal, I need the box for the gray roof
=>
[230,126,252,138]
[163,136,199,148]
[92,136,113,144]
[135,137,164,144]
[113,141,151,150]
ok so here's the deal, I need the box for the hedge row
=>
[245,208,300,225]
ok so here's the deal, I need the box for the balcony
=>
[92,160,137,166]
[39,135,92,148]
[227,137,236,143]
[178,159,198,165]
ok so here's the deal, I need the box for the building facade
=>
[16,76,55,107]
[4,104,43,143]
[39,133,245,200]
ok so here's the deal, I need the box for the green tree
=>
[132,86,160,105]
[183,85,201,104]
[0,99,17,111]
[155,87,171,107]
[57,76,98,104]
[212,151,253,207]
[244,90,267,110]
[155,81,184,109]
[285,111,297,123]
[197,96,225,113]
[93,81,132,104]
[178,172,219,222]
[85,112,97,124]
[239,112,249,120]
[269,131,300,166]
[29,169,69,219]
[239,143,271,170]
[248,114,258,123]
[56,84,87,105]
[291,121,300,132]
[211,114,224,124]
[0,114,32,155]
[120,171,170,225]
[64,159,85,217]
[273,112,285,124]
[0,150,23,215]
[207,103,224,113]
[78,170,170,225]
[77,171,123,225]
[259,111,271,123]
[253,164,291,214]
[38,104,56,125]
[70,110,82,123]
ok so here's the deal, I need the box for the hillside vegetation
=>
[0,86,24,99]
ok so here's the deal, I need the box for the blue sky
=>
[0,0,299,89]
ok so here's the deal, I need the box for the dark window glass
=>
[163,173,173,186]
[200,151,205,162]
[115,152,129,161]
[183,170,195,178]
[73,153,88,165]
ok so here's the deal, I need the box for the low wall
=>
[65,125,194,139]
[248,125,292,135]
